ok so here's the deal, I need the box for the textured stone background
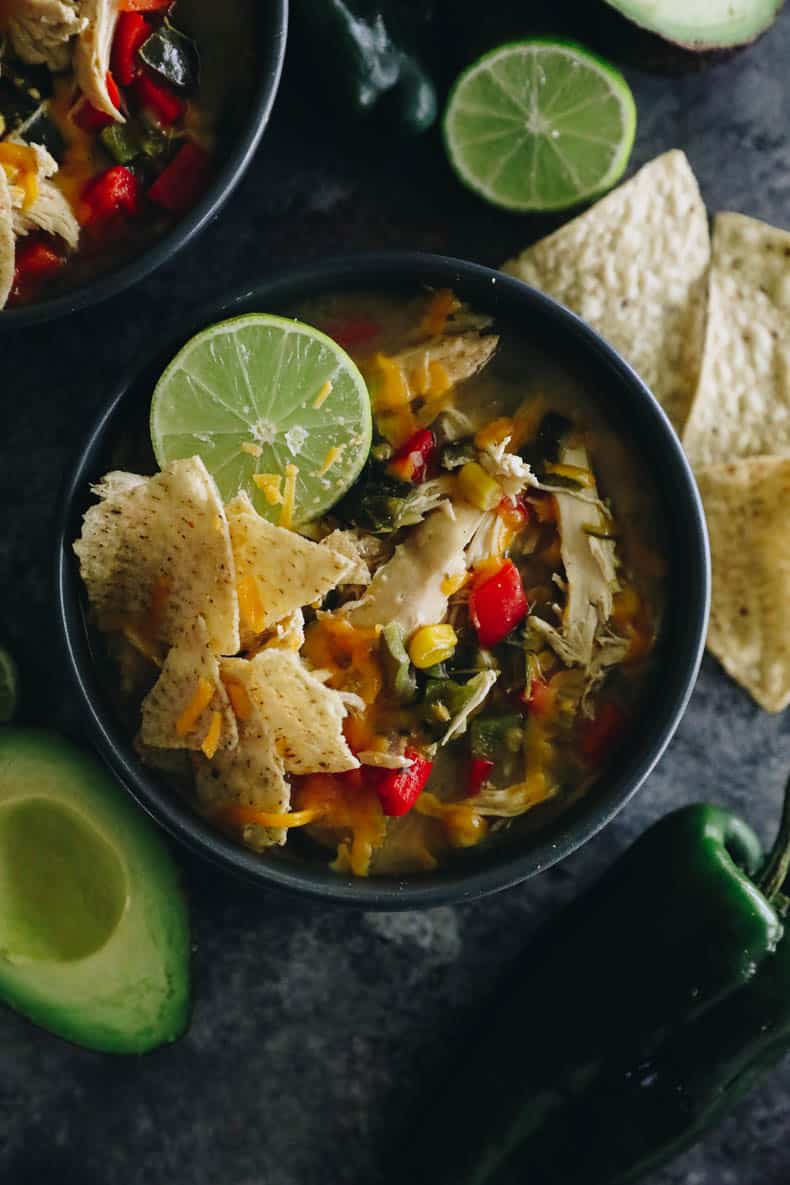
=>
[2,8,790,1184]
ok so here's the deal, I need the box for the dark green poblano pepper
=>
[407,775,790,1185]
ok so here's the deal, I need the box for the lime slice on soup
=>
[150,315,373,525]
[443,39,636,212]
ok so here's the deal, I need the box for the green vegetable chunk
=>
[470,713,524,761]
[140,19,199,90]
[381,622,418,704]
[100,123,139,164]
[0,730,190,1053]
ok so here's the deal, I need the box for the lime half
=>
[0,648,18,724]
[443,40,636,213]
[150,314,373,525]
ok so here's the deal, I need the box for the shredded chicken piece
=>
[8,0,85,70]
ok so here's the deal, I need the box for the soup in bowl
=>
[57,254,708,906]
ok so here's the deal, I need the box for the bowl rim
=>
[55,250,710,908]
[0,0,288,332]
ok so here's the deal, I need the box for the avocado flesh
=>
[604,0,784,48]
[0,730,190,1053]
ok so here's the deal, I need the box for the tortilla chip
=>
[502,150,710,434]
[194,718,289,851]
[223,651,359,775]
[696,457,790,713]
[140,617,238,751]
[683,213,790,468]
[226,491,354,646]
[0,169,15,311]
[74,456,240,655]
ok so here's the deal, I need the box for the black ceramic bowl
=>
[56,252,710,908]
[1,2,287,332]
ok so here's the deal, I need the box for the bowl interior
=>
[56,253,709,907]
[1,0,287,332]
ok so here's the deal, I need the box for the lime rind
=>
[150,314,373,526]
[443,39,637,213]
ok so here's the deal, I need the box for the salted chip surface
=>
[226,491,354,645]
[683,213,790,467]
[194,716,289,851]
[0,169,15,310]
[140,617,238,751]
[697,457,790,713]
[74,456,240,655]
[225,650,359,775]
[502,150,710,434]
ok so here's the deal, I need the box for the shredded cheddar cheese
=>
[221,804,321,829]
[313,380,333,409]
[440,570,469,596]
[279,464,299,530]
[318,445,343,476]
[415,793,488,848]
[252,472,283,505]
[475,416,513,450]
[176,677,214,737]
[419,289,460,337]
[427,360,452,398]
[241,442,263,457]
[0,143,39,210]
[201,711,223,759]
[237,574,266,636]
[221,676,252,721]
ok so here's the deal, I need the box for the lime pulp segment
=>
[443,40,637,213]
[150,314,373,525]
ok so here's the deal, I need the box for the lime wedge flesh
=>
[0,647,18,724]
[443,39,637,213]
[150,314,373,525]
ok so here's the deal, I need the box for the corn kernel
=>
[408,624,458,670]
[457,461,502,511]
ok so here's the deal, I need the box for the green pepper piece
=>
[469,714,523,761]
[100,123,140,164]
[422,677,480,728]
[139,18,199,90]
[381,622,417,704]
[409,786,790,1185]
[292,0,438,135]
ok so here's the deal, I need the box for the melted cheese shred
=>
[176,677,214,737]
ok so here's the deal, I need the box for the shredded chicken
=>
[8,0,85,71]
[0,170,16,309]
[74,0,124,120]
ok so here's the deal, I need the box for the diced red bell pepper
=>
[10,238,63,303]
[112,11,150,86]
[497,494,530,533]
[469,559,529,649]
[467,756,495,797]
[580,701,627,765]
[323,317,380,350]
[82,165,142,227]
[388,428,435,483]
[134,69,184,125]
[373,749,433,818]
[147,141,210,213]
[73,72,122,132]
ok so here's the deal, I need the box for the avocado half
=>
[0,730,190,1053]
[603,0,784,49]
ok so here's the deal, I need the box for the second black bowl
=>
[55,251,710,908]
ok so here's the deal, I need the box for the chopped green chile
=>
[139,20,199,90]
[381,622,418,704]
[100,123,140,164]
[470,714,524,761]
[422,677,483,728]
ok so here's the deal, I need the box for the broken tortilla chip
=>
[74,456,240,655]
[223,650,359,775]
[226,491,354,646]
[140,617,239,752]
[502,150,710,434]
[0,168,15,310]
[683,212,790,468]
[194,716,290,851]
[697,456,790,713]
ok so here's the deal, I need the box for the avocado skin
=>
[0,730,190,1054]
